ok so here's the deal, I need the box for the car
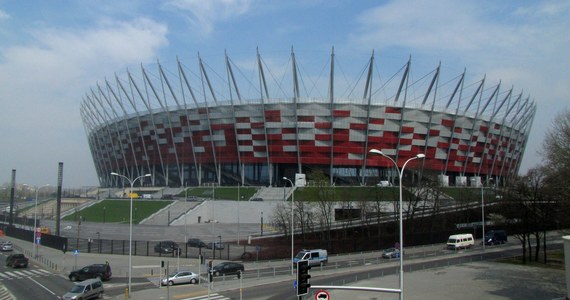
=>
[160,270,199,286]
[68,263,112,281]
[6,253,28,268]
[1,241,13,252]
[62,278,104,300]
[187,238,207,248]
[154,241,181,254]
[250,197,263,201]
[206,241,225,250]
[382,248,400,259]
[211,262,244,277]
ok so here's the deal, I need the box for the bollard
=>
[125,288,129,299]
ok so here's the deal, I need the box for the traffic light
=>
[296,260,311,296]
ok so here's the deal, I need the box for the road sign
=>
[315,290,330,300]
[73,249,79,256]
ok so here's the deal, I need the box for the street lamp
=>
[110,172,151,298]
[33,184,50,257]
[368,149,425,300]
[481,177,493,251]
[282,177,295,277]
[218,235,222,259]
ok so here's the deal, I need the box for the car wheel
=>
[168,280,174,286]
[97,292,103,299]
[70,275,77,281]
[190,278,197,284]
[96,275,102,281]
[215,271,220,276]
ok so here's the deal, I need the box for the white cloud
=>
[0,9,9,20]
[163,0,252,35]
[350,0,570,172]
[0,17,169,186]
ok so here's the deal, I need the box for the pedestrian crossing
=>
[182,293,230,300]
[0,269,51,281]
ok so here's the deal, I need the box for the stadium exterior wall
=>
[80,52,535,188]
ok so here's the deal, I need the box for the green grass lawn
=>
[180,187,258,200]
[63,199,172,224]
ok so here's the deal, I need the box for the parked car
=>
[6,253,28,268]
[62,278,104,300]
[187,238,207,248]
[484,230,508,245]
[154,241,181,254]
[382,248,400,259]
[250,197,263,201]
[293,249,328,266]
[206,241,225,250]
[68,263,112,281]
[447,233,475,250]
[1,241,13,252]
[160,270,199,286]
[211,262,244,277]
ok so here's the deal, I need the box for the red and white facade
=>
[80,50,535,187]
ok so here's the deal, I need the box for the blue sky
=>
[0,0,568,187]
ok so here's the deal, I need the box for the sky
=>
[0,0,568,188]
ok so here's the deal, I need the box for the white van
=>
[293,249,328,267]
[447,233,474,250]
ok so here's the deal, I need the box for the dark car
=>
[68,263,112,281]
[6,253,28,268]
[187,238,207,248]
[211,262,244,277]
[484,230,508,245]
[154,241,181,255]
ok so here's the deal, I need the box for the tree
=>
[540,109,570,232]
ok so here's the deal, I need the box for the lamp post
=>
[481,177,493,251]
[33,184,50,257]
[110,172,151,298]
[218,235,222,259]
[282,177,295,276]
[369,149,425,300]
[237,184,241,245]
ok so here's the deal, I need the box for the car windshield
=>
[168,271,181,277]
[294,252,306,259]
[70,285,85,293]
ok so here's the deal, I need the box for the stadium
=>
[80,50,535,188]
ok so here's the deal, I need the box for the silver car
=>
[161,271,199,286]
[1,241,13,252]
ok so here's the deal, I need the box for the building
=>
[80,50,535,188]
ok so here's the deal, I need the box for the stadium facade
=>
[80,50,535,188]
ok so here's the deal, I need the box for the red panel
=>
[369,118,384,125]
[454,127,462,133]
[251,122,264,129]
[350,123,367,130]
[237,128,251,134]
[429,129,440,136]
[282,128,296,134]
[236,117,250,123]
[315,122,331,129]
[441,119,454,127]
[315,134,331,141]
[298,115,314,122]
[333,110,350,117]
[385,107,401,114]
[401,126,414,133]
[265,110,281,122]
